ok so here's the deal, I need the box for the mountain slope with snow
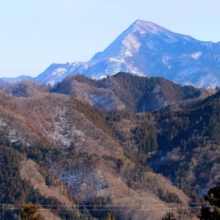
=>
[15,20,220,87]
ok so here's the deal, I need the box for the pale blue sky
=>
[1,0,220,78]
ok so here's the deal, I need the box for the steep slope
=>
[52,74,125,111]
[0,89,193,220]
[35,20,220,87]
[0,139,81,220]
[147,91,220,198]
[52,72,214,113]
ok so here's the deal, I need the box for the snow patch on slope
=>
[122,33,141,52]
[162,55,171,66]
[191,51,202,60]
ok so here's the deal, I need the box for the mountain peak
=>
[89,19,172,63]
[131,19,168,35]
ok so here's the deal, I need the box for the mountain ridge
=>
[51,72,215,113]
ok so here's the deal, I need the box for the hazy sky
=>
[1,0,220,78]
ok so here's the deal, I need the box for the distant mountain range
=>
[1,19,220,87]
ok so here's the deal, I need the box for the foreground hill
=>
[0,89,192,220]
[148,91,220,197]
[34,20,220,88]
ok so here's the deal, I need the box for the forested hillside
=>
[52,72,214,113]
[0,132,90,220]
[148,91,220,195]
[0,73,219,219]
[0,88,192,220]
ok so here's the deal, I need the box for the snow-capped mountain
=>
[19,20,220,87]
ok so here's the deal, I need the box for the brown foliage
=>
[104,212,115,220]
[20,204,44,220]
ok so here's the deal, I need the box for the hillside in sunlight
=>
[1,73,220,219]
